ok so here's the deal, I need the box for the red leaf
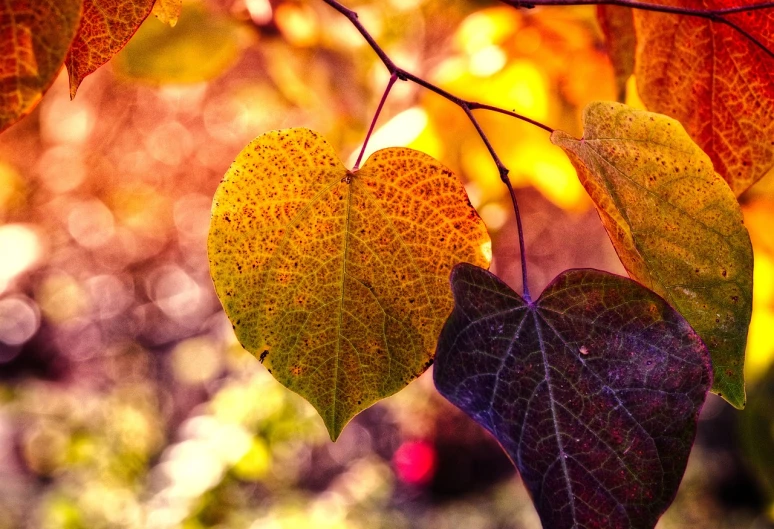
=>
[66,0,155,98]
[634,0,774,195]
[0,0,82,132]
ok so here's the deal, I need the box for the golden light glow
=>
[745,253,774,383]
[349,107,428,167]
[37,273,88,323]
[0,162,22,212]
[469,45,507,77]
[478,203,508,231]
[170,337,222,384]
[625,75,646,110]
[515,26,542,55]
[0,224,43,291]
[275,3,319,47]
[480,240,493,263]
[456,8,521,55]
[461,143,507,204]
[233,438,272,481]
[530,158,588,211]
[503,61,548,120]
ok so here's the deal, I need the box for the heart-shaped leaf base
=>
[434,264,712,529]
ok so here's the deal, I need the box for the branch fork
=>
[321,0,774,302]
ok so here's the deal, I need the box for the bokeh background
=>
[1,0,774,527]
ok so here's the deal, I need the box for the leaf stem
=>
[461,106,532,302]
[354,72,398,170]
[320,0,554,136]
[502,0,774,60]
[321,0,537,299]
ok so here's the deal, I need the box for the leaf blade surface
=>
[208,128,491,440]
[66,0,155,98]
[0,0,82,132]
[552,101,753,408]
[434,264,712,529]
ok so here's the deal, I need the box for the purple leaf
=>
[433,264,712,529]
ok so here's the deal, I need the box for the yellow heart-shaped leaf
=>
[208,128,491,440]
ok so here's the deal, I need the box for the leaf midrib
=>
[532,309,578,526]
[332,179,354,432]
[255,173,342,343]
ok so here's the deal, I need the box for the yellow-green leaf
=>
[208,129,491,440]
[113,2,242,85]
[0,0,83,133]
[551,101,753,408]
[151,0,181,27]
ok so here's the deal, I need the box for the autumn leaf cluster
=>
[0,0,181,132]
[2,1,774,528]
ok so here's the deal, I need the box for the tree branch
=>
[502,0,774,15]
[354,72,398,170]
[320,0,553,135]
[321,0,538,299]
[502,0,774,60]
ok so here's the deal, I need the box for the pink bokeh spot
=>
[392,440,436,485]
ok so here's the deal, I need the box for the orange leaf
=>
[634,0,774,195]
[208,129,491,440]
[597,5,635,102]
[0,0,83,132]
[151,0,181,27]
[66,0,155,98]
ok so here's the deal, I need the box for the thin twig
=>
[461,106,532,302]
[718,15,774,59]
[502,0,774,60]
[321,0,539,297]
[321,0,400,72]
[502,0,774,15]
[469,102,554,134]
[354,72,398,170]
[320,0,552,135]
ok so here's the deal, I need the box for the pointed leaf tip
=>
[552,101,753,409]
[435,263,712,529]
[208,128,490,440]
[66,0,156,96]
